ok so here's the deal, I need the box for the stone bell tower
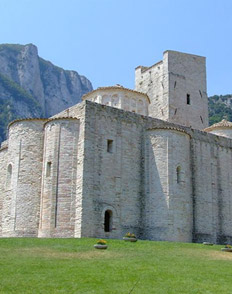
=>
[135,50,209,130]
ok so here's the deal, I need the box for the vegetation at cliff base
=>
[0,100,16,142]
[0,238,232,293]
[209,94,232,125]
[0,73,42,113]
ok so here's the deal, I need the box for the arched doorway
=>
[104,210,112,232]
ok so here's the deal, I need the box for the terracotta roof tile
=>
[204,119,232,132]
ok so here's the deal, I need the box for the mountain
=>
[208,94,232,125]
[0,43,231,143]
[0,43,93,143]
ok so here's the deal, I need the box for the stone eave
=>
[43,117,79,128]
[8,118,48,129]
[204,119,232,132]
[146,126,191,137]
[82,86,150,103]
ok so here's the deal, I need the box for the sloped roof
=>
[204,119,232,132]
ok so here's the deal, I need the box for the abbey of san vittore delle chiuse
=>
[1,50,232,244]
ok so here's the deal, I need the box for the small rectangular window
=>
[46,162,52,177]
[187,94,190,105]
[107,140,113,153]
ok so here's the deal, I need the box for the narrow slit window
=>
[46,162,52,177]
[199,90,202,98]
[200,116,204,124]
[107,140,113,153]
[187,94,190,105]
[6,164,12,189]
[174,81,177,89]
[176,166,181,184]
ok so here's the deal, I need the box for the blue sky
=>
[0,0,231,96]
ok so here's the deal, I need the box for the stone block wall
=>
[0,100,232,244]
[1,120,45,237]
[135,60,168,120]
[167,51,208,130]
[0,146,8,236]
[135,51,208,130]
[144,128,192,242]
[38,118,80,238]
[192,138,232,244]
[80,102,144,239]
[82,87,149,116]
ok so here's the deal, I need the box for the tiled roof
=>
[146,126,191,137]
[8,118,48,128]
[204,119,232,132]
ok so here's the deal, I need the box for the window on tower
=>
[107,140,113,153]
[187,94,191,105]
[176,166,181,184]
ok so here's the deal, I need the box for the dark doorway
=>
[104,210,112,232]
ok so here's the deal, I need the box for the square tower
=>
[135,50,209,130]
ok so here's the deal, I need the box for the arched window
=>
[102,95,111,106]
[6,164,12,189]
[176,166,181,184]
[123,95,130,111]
[104,210,113,232]
[112,94,119,108]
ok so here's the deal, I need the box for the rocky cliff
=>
[0,43,93,142]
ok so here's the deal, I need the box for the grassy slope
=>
[0,238,231,294]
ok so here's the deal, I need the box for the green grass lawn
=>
[0,238,231,294]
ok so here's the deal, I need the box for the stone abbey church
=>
[1,50,232,244]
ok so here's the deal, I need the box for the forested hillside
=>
[208,94,232,125]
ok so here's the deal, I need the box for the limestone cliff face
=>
[0,43,93,142]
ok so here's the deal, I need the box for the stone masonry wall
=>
[192,139,232,244]
[1,120,45,237]
[135,60,168,120]
[83,88,149,116]
[38,118,80,238]
[0,146,8,236]
[79,102,144,239]
[167,51,208,130]
[50,102,87,238]
[135,51,208,130]
[80,101,232,243]
[144,129,192,242]
[1,99,232,243]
